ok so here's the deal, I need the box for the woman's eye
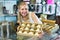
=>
[25,8,27,10]
[21,9,24,10]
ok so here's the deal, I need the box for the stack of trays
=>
[43,24,59,34]
[17,22,42,37]
[42,20,56,26]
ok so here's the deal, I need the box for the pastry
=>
[26,23,30,28]
[35,32,39,36]
[31,24,35,28]
[21,23,25,27]
[36,25,41,28]
[23,31,27,34]
[19,31,22,33]
[36,29,40,32]
[29,32,34,35]
[25,27,29,31]
[30,29,34,32]
[20,28,24,31]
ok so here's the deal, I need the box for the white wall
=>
[3,1,16,14]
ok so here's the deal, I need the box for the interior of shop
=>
[0,0,60,40]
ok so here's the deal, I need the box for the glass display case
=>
[0,2,3,15]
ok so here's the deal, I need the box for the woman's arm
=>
[31,12,44,38]
[17,13,21,31]
[31,12,42,24]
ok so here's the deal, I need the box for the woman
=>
[17,2,44,40]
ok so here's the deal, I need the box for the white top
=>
[21,12,42,24]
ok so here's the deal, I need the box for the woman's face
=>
[18,5,29,17]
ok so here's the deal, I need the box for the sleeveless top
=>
[21,12,42,24]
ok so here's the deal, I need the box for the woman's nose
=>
[23,9,27,12]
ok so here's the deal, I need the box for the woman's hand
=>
[17,21,20,24]
[54,35,60,40]
[38,31,44,38]
[17,21,21,31]
[27,31,44,40]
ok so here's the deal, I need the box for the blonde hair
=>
[17,2,29,25]
[18,1,28,9]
